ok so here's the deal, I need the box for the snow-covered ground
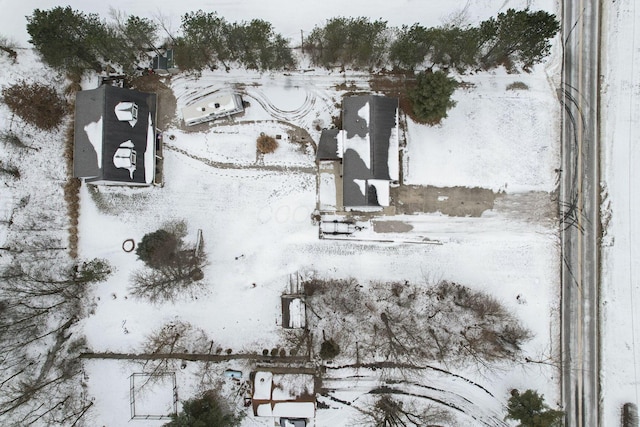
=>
[78,73,561,427]
[600,0,640,423]
[404,70,560,192]
[0,1,567,426]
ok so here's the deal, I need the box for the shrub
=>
[507,81,529,91]
[1,81,67,130]
[320,338,340,359]
[408,69,458,125]
[257,134,278,154]
[506,389,563,427]
[164,390,242,427]
[0,161,20,178]
[135,229,179,268]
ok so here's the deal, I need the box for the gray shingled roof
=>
[316,128,340,161]
[73,85,157,184]
[342,95,398,207]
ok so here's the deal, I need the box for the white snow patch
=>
[368,179,390,206]
[145,113,155,184]
[84,117,103,168]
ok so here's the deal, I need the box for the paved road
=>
[560,0,601,425]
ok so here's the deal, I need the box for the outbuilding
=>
[182,92,244,126]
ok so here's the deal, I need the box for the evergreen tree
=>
[177,10,231,71]
[506,389,564,427]
[479,8,560,70]
[135,229,179,269]
[408,69,458,125]
[320,338,340,359]
[164,391,242,427]
[430,26,482,72]
[305,17,388,68]
[26,7,106,71]
[389,24,435,71]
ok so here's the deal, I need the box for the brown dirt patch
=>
[372,220,415,233]
[390,185,557,224]
[370,73,420,123]
[391,185,498,217]
[130,74,177,131]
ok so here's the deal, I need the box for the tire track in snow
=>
[242,87,317,122]
[321,365,506,426]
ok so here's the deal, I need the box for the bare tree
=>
[138,321,216,378]
[304,278,532,369]
[0,257,111,426]
[354,393,454,427]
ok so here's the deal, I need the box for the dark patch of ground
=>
[130,74,177,131]
[391,185,498,217]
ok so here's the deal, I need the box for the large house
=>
[317,95,399,211]
[73,85,159,186]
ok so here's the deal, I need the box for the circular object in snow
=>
[122,239,135,253]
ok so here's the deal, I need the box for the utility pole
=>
[301,30,304,53]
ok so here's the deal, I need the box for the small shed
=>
[151,49,178,75]
[281,295,306,329]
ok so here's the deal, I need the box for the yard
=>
[78,62,561,426]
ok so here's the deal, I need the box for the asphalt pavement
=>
[560,0,601,425]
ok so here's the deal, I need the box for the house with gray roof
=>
[73,85,158,186]
[317,95,399,210]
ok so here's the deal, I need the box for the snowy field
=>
[600,0,640,423]
[0,0,567,426]
[404,69,560,192]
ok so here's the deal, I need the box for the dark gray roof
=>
[152,49,174,70]
[73,85,157,184]
[316,128,340,161]
[342,95,398,207]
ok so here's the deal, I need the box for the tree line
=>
[25,7,558,75]
[302,10,559,71]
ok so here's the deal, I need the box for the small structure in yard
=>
[151,48,178,75]
[281,418,308,427]
[251,371,315,425]
[317,95,399,211]
[282,272,306,329]
[223,369,243,379]
[319,219,356,236]
[129,372,177,420]
[182,92,244,126]
[282,295,306,329]
[73,85,160,186]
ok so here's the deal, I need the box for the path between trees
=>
[80,352,311,363]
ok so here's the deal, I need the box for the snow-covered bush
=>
[304,278,532,368]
